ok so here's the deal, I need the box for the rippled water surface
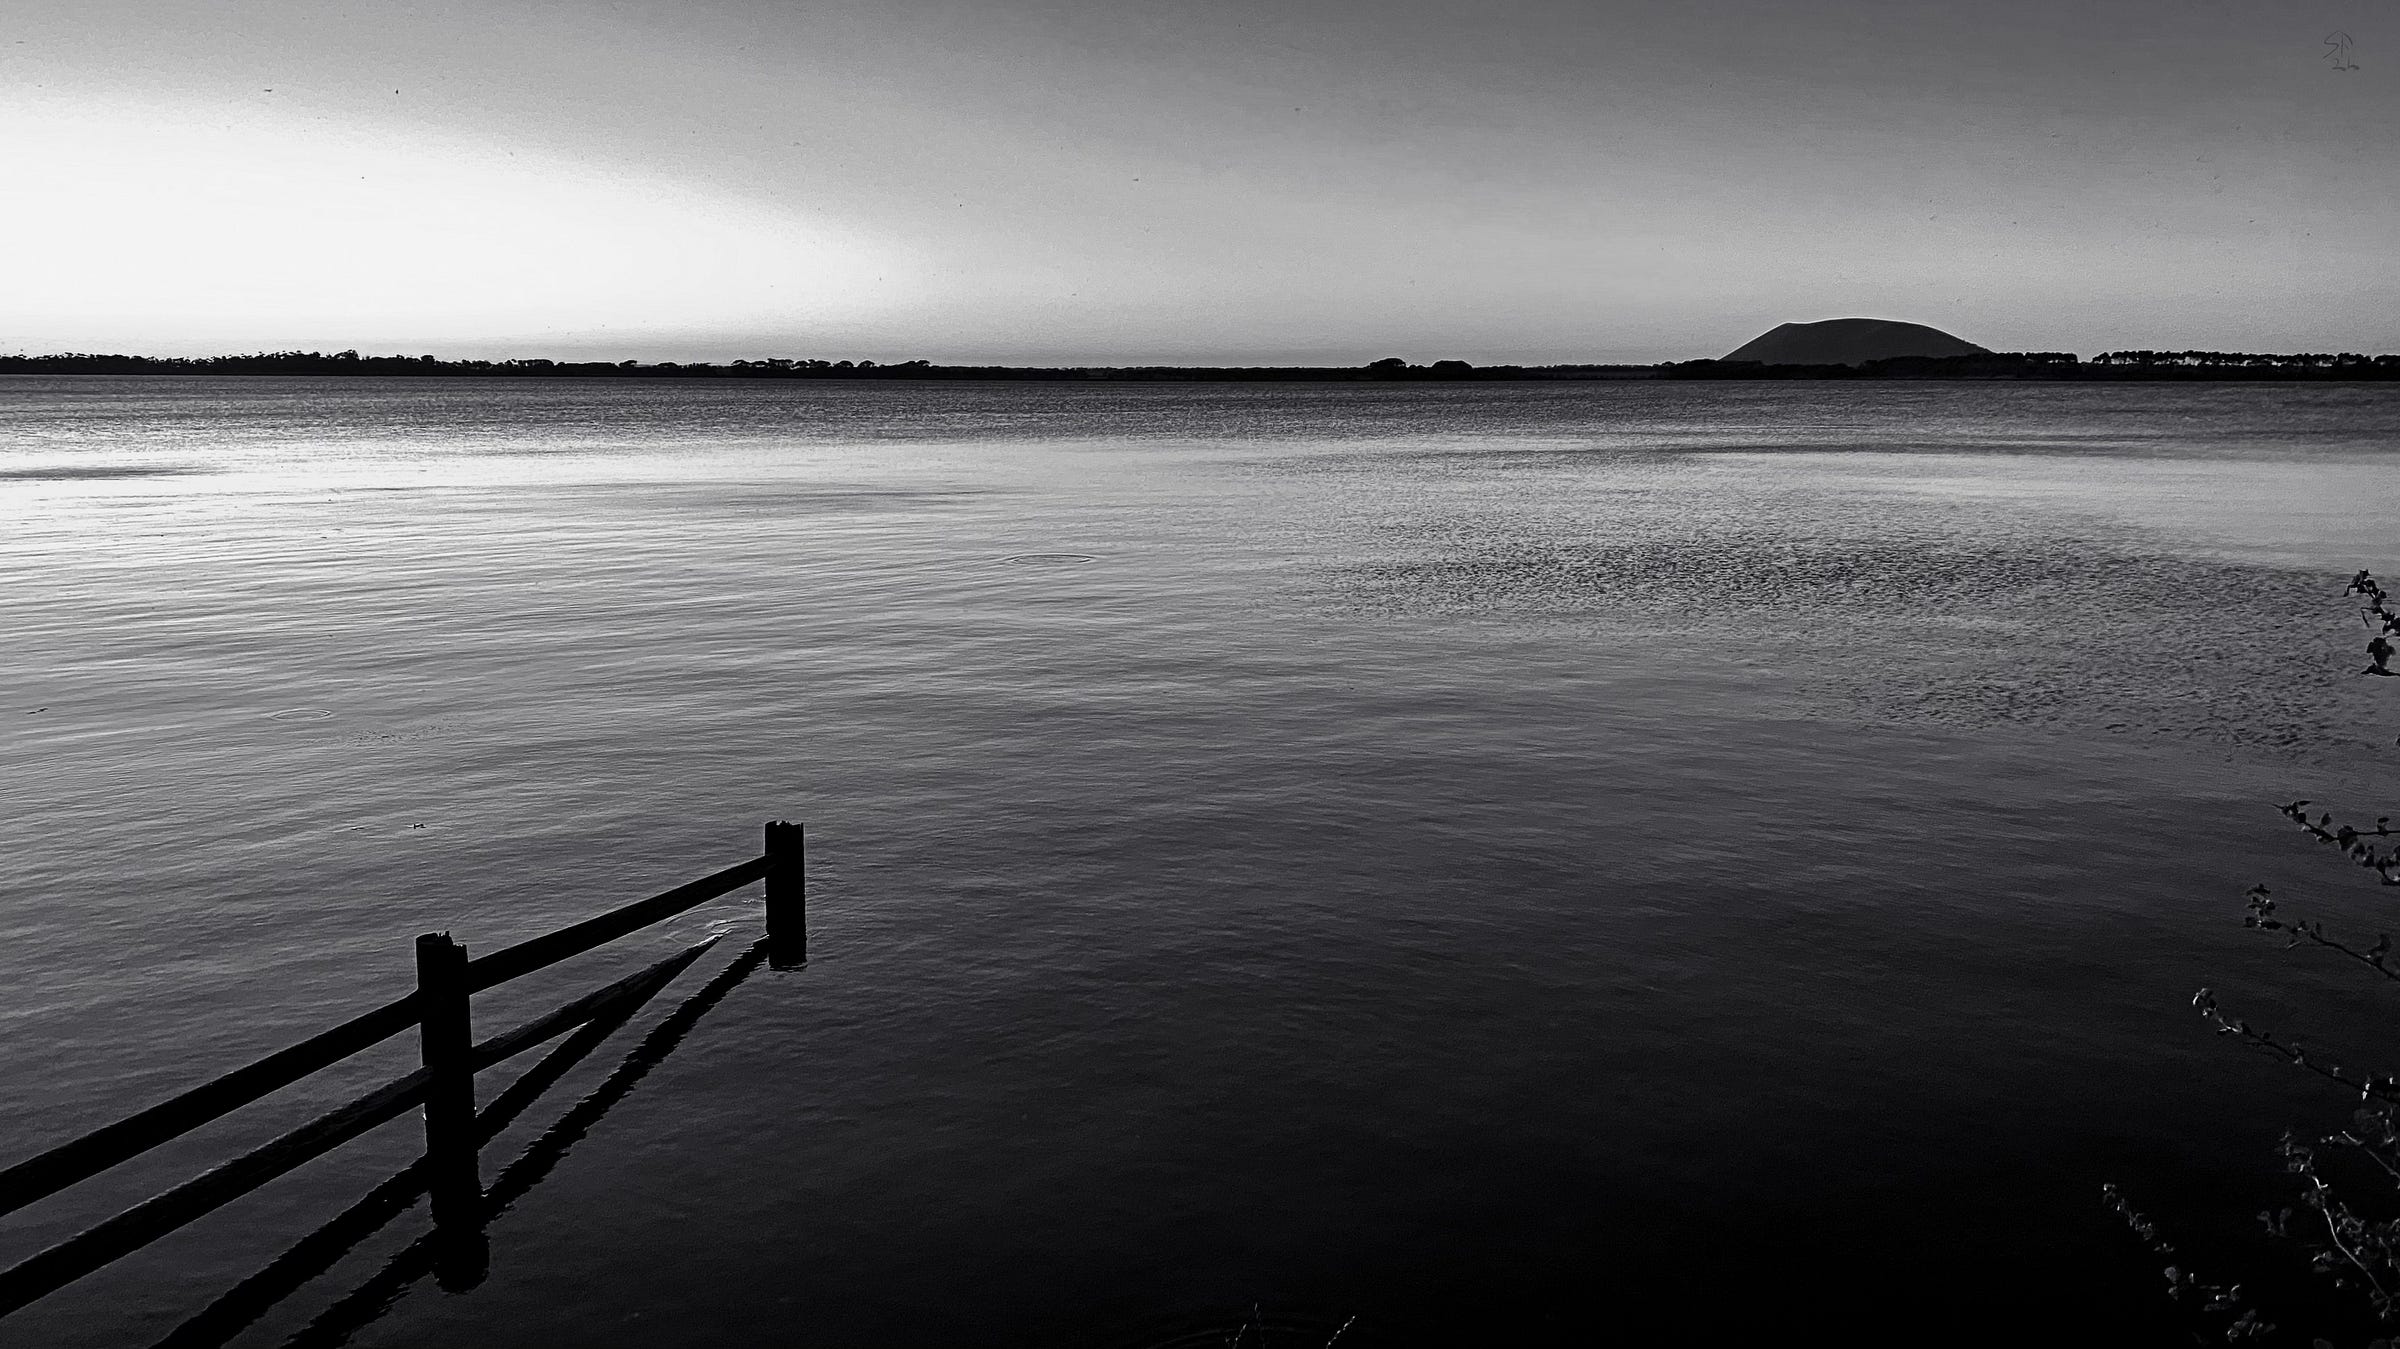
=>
[4,377,2397,1346]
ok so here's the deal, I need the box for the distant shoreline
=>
[6,351,2400,381]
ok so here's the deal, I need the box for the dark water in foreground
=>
[3,378,2398,1345]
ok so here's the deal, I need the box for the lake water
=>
[3,377,2397,1346]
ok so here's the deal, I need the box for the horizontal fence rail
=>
[0,939,723,1317]
[465,855,768,991]
[0,995,424,1221]
[0,820,805,1324]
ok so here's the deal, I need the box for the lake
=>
[4,377,2397,1346]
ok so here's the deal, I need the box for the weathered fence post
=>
[765,820,805,969]
[414,933,486,1287]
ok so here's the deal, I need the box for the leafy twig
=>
[2191,989,2400,1107]
[2102,1183,2275,1339]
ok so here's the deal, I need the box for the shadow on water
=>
[152,937,774,1349]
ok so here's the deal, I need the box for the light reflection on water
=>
[2,377,2397,1346]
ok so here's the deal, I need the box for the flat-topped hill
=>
[1724,318,1989,366]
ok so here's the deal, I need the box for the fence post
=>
[415,933,486,1288]
[765,820,805,969]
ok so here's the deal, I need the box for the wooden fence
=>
[0,819,805,1322]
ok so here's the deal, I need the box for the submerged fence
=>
[0,820,806,1324]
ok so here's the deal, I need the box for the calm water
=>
[3,377,2397,1346]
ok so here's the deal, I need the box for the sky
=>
[1,0,2393,364]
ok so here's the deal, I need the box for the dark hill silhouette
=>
[1723,318,1988,366]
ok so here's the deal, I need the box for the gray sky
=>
[3,0,2392,362]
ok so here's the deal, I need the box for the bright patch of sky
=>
[4,0,2393,362]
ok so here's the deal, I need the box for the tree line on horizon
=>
[0,351,1653,381]
[4,349,2400,380]
[2089,349,2400,369]
[1666,350,2400,381]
